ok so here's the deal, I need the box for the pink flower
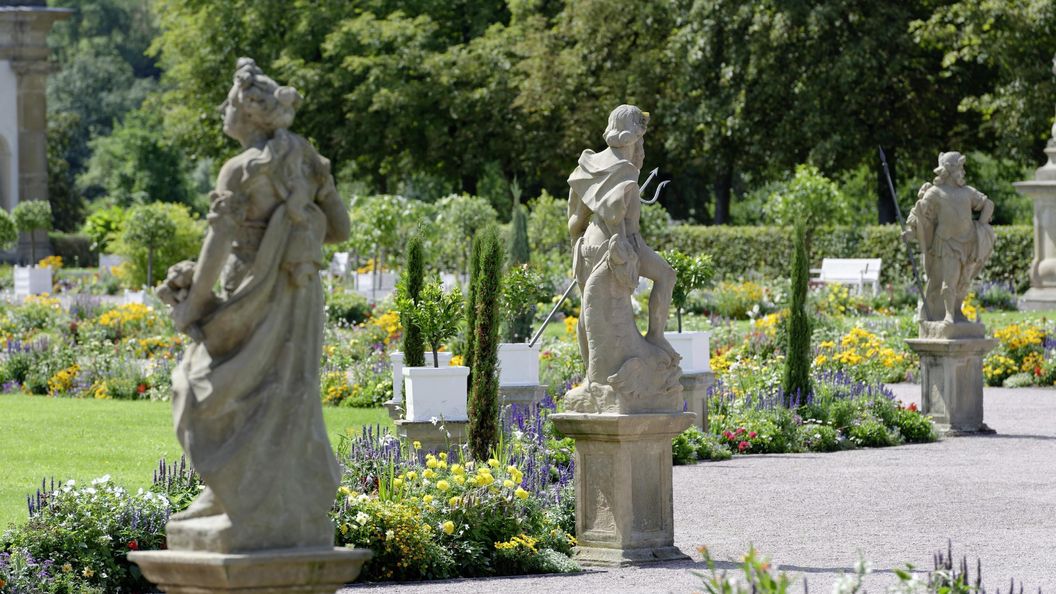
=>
[735,427,746,436]
[748,431,757,439]
[737,440,750,452]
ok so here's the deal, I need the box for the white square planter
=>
[389,350,454,404]
[123,289,147,305]
[14,266,52,300]
[99,254,125,275]
[665,331,711,374]
[403,365,469,422]
[498,343,541,387]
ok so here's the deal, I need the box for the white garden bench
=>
[810,258,882,294]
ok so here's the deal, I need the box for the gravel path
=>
[341,384,1056,593]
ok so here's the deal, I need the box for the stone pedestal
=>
[128,547,371,594]
[905,337,998,435]
[394,418,467,453]
[680,371,713,432]
[500,383,546,409]
[550,412,694,566]
[1014,146,1056,311]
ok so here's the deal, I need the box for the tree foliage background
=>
[44,0,1056,226]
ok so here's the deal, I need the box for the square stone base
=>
[680,371,713,432]
[500,384,546,409]
[383,399,403,421]
[127,547,371,593]
[1019,287,1056,311]
[394,419,468,453]
[550,412,695,567]
[905,337,998,434]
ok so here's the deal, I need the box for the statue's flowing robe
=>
[171,140,339,551]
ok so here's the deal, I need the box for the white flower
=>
[355,512,370,526]
[430,416,439,426]
[65,479,76,487]
[84,487,96,495]
[91,474,111,485]
[385,529,395,540]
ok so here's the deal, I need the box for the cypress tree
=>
[508,204,530,266]
[468,228,503,460]
[464,233,485,384]
[782,223,812,407]
[401,234,426,367]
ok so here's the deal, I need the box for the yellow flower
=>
[564,315,578,337]
[453,475,465,485]
[426,458,438,469]
[338,486,352,495]
[412,440,422,450]
[436,480,450,492]
[423,494,434,504]
[392,478,404,489]
[442,520,455,535]
[503,479,515,489]
[423,469,436,479]
[450,354,464,366]
[82,567,94,578]
[451,464,464,475]
[514,487,529,500]
[61,563,72,573]
[439,452,448,461]
[487,458,499,468]
[406,471,417,480]
[448,496,460,507]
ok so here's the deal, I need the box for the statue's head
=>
[933,151,966,187]
[221,58,302,144]
[604,105,648,169]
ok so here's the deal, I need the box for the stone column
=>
[1014,145,1056,310]
[550,411,694,566]
[680,372,713,431]
[905,336,997,435]
[0,5,70,262]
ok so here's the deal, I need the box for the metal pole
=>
[878,147,931,321]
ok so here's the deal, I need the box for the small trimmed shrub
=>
[325,290,371,327]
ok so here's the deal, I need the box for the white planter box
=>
[665,331,711,374]
[403,365,469,422]
[14,266,52,299]
[123,289,147,305]
[498,343,541,387]
[389,350,454,404]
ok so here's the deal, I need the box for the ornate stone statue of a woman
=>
[157,57,350,553]
[564,104,682,413]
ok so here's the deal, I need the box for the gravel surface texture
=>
[341,384,1056,593]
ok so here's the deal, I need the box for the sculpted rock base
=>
[128,547,371,594]
[905,337,998,435]
[680,371,714,432]
[499,384,546,409]
[550,411,694,566]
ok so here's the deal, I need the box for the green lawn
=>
[0,394,392,529]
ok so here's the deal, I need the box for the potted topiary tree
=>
[497,263,548,387]
[396,277,466,422]
[12,200,53,298]
[662,249,715,374]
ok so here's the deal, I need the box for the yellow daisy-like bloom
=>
[437,460,447,469]
[451,464,465,476]
[449,496,460,507]
[426,458,439,469]
[487,458,499,468]
[423,495,434,504]
[442,520,455,535]
[406,471,417,480]
[436,480,450,492]
[392,478,404,489]
[412,441,422,450]
[514,487,529,500]
[423,469,436,479]
[82,568,95,578]
[453,475,466,485]
[439,452,448,461]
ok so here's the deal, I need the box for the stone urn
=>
[14,265,52,300]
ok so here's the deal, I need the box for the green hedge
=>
[660,224,1032,290]
[48,232,98,268]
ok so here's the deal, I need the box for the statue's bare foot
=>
[170,487,221,521]
[942,314,955,325]
[646,332,679,363]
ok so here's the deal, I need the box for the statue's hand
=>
[900,230,915,243]
[171,299,203,334]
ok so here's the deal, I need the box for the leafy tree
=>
[399,234,427,368]
[467,229,503,460]
[662,250,714,333]
[80,205,128,253]
[77,108,193,208]
[0,209,18,252]
[501,264,549,343]
[764,165,855,231]
[397,279,464,369]
[47,113,84,232]
[120,202,177,286]
[508,204,530,266]
[436,194,498,277]
[463,231,486,387]
[12,201,53,264]
[110,202,203,287]
[782,223,811,407]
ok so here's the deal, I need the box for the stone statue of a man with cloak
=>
[904,151,995,330]
[564,105,682,414]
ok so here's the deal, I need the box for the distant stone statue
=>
[904,151,995,330]
[157,57,351,553]
[564,105,682,413]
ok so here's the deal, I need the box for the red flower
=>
[907,402,918,412]
[722,430,734,440]
[737,440,750,452]
[1035,366,1042,377]
[128,539,139,550]
[748,431,757,439]
[136,383,147,394]
[735,427,746,436]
